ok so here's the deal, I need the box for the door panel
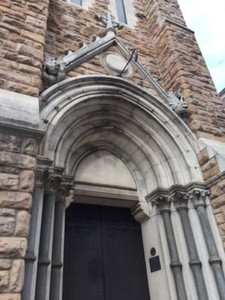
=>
[63,205,104,300]
[63,204,150,300]
[102,206,150,300]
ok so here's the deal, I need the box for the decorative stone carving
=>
[42,51,71,89]
[94,12,124,33]
[172,191,188,210]
[152,195,172,212]
[58,175,73,198]
[34,167,49,187]
[187,189,210,208]
[45,171,61,194]
[167,91,188,117]
[131,203,149,223]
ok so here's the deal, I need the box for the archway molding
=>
[39,75,203,201]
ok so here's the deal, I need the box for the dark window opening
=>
[71,0,82,5]
[115,0,127,24]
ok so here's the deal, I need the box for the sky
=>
[178,0,225,93]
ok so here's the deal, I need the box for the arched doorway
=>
[22,76,225,300]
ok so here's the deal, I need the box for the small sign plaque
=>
[149,256,161,272]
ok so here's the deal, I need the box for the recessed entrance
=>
[63,203,150,300]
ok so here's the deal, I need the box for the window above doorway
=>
[109,0,137,27]
[68,0,93,9]
[115,0,127,24]
[71,0,82,5]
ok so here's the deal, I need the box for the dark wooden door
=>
[63,204,150,300]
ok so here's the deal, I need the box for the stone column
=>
[189,189,225,300]
[35,173,61,300]
[22,163,50,300]
[154,196,188,300]
[173,192,209,300]
[50,177,72,300]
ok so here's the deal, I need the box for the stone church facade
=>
[0,0,225,299]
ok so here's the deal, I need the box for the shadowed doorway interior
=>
[63,203,150,300]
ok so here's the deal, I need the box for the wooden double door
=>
[63,204,150,300]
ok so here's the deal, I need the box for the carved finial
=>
[94,12,124,35]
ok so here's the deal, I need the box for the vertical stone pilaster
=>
[189,189,225,300]
[153,196,188,300]
[50,176,72,300]
[22,158,51,300]
[173,192,209,300]
[35,173,61,300]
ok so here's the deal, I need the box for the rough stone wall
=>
[0,0,49,97]
[144,0,225,142]
[0,129,38,299]
[198,148,225,249]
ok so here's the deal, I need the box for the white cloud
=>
[178,0,225,92]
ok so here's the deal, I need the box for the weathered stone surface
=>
[211,179,225,199]
[201,158,220,180]
[0,174,19,191]
[9,260,24,292]
[0,192,31,209]
[21,138,38,156]
[0,209,15,218]
[212,194,225,209]
[0,260,11,270]
[197,148,209,166]
[0,152,36,170]
[0,294,20,300]
[19,171,34,193]
[0,271,9,292]
[15,211,30,237]
[0,238,27,258]
[0,0,49,96]
[0,217,15,236]
[0,134,21,152]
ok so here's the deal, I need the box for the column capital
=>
[59,175,73,198]
[45,170,61,194]
[187,189,210,208]
[35,156,53,187]
[172,192,188,211]
[152,195,171,213]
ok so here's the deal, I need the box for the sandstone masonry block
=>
[0,238,27,258]
[19,170,34,193]
[15,211,30,237]
[0,270,9,292]
[210,179,225,199]
[201,158,220,180]
[0,192,32,209]
[197,148,209,166]
[0,209,16,218]
[9,260,24,292]
[0,294,20,300]
[0,260,11,270]
[0,174,19,191]
[0,152,36,169]
[0,217,15,236]
[212,194,225,209]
